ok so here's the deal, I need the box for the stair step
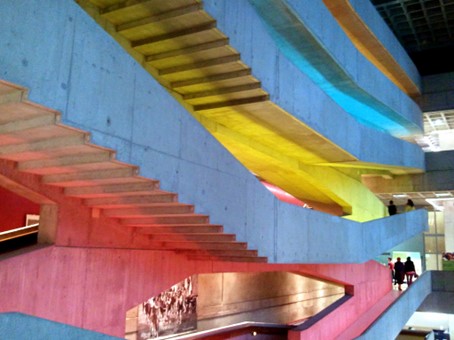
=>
[0,137,91,162]
[193,95,269,111]
[161,62,248,84]
[103,203,194,217]
[26,161,128,176]
[171,69,252,89]
[121,214,209,225]
[147,233,236,242]
[42,165,139,187]
[146,241,247,251]
[158,54,241,76]
[146,38,229,63]
[0,80,28,105]
[83,191,178,207]
[64,179,159,197]
[189,254,268,263]
[131,22,218,55]
[134,224,223,234]
[17,150,115,174]
[185,88,267,106]
[182,82,261,100]
[177,249,259,258]
[0,127,89,159]
[113,2,204,31]
[0,108,59,134]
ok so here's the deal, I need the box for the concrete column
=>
[38,204,58,244]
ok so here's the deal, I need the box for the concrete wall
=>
[0,243,393,338]
[0,0,427,263]
[418,72,454,112]
[419,271,454,314]
[426,151,454,171]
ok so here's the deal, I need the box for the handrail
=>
[161,321,292,339]
[0,223,39,242]
[355,272,432,339]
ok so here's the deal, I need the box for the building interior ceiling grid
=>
[376,190,454,208]
[372,0,454,52]
[424,110,454,132]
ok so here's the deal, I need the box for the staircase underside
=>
[0,80,266,263]
[75,0,422,219]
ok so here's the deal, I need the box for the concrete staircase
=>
[0,79,266,263]
[76,0,387,215]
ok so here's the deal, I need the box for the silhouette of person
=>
[404,256,417,286]
[394,257,405,291]
[388,200,397,215]
[388,257,395,284]
[405,199,415,212]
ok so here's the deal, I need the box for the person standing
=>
[405,199,415,212]
[388,200,397,215]
[404,256,417,286]
[394,257,405,291]
[388,257,395,284]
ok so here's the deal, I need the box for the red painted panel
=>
[0,186,40,232]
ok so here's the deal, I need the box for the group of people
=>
[387,256,418,291]
[387,199,415,216]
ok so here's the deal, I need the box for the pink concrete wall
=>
[0,246,391,338]
[0,186,40,232]
[0,158,392,338]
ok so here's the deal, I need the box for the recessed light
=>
[435,192,452,197]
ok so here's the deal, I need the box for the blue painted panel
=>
[0,313,119,340]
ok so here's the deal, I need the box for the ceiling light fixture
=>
[435,192,452,197]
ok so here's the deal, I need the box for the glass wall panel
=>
[428,212,436,234]
[425,236,437,253]
[436,212,445,234]
[437,236,446,253]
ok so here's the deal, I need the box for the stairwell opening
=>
[125,271,346,339]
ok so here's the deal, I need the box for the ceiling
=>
[375,191,454,209]
[370,0,454,75]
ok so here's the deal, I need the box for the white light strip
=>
[426,198,454,211]
[0,223,39,236]
[393,194,408,198]
[435,192,452,197]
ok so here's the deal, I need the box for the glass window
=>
[427,211,436,234]
[435,212,445,234]
[425,236,437,253]
[437,236,445,253]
